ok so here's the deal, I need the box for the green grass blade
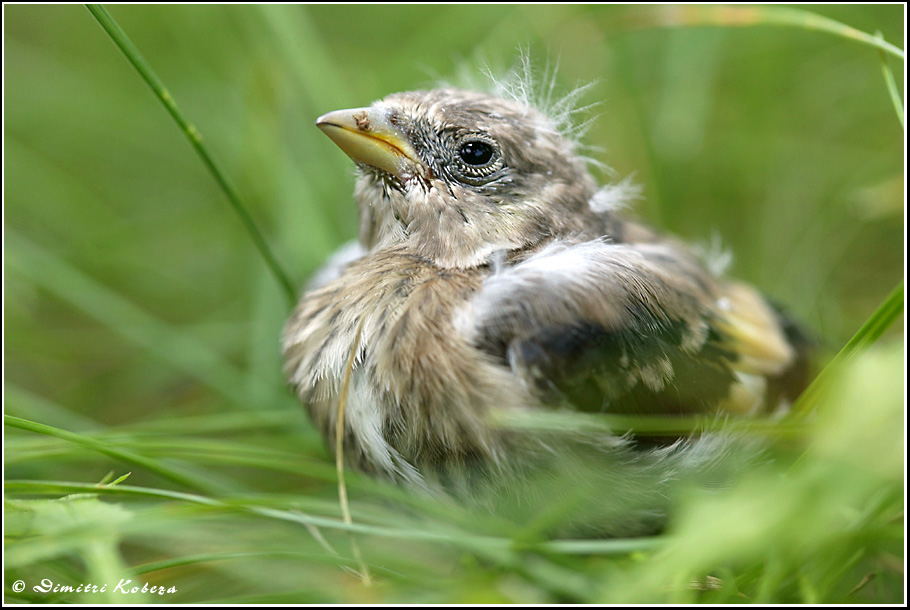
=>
[490,408,805,439]
[623,5,905,59]
[789,281,904,418]
[84,4,296,305]
[5,415,222,494]
[4,478,661,560]
[132,551,361,575]
[536,537,663,555]
[877,31,905,131]
[101,410,304,436]
[4,479,469,541]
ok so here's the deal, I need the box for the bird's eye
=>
[450,135,503,186]
[458,140,494,166]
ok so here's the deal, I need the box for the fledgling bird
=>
[282,80,811,505]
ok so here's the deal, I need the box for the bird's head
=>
[317,88,601,268]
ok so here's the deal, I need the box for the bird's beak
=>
[316,107,424,180]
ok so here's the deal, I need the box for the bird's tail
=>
[714,281,815,415]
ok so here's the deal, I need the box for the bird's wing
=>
[456,239,802,416]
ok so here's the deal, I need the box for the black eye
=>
[458,140,494,166]
[450,135,503,186]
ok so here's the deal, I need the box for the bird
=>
[282,79,812,508]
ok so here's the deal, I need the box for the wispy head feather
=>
[483,50,601,147]
[441,48,601,149]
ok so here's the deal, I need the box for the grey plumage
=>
[282,85,811,508]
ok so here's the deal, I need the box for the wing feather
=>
[457,239,801,416]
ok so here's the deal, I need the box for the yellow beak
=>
[316,107,424,180]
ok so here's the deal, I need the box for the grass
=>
[4,3,905,604]
[83,4,296,305]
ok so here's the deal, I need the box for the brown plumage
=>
[282,85,811,498]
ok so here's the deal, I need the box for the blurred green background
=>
[4,4,904,604]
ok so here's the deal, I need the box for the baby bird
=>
[282,85,810,493]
